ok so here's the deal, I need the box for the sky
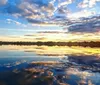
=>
[0,0,100,36]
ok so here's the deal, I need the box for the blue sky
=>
[0,0,100,36]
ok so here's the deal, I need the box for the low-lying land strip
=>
[0,41,100,47]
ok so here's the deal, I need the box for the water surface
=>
[0,45,100,85]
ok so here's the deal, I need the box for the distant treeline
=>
[0,41,100,47]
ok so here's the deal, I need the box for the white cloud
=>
[41,3,55,17]
[53,0,73,16]
[78,2,88,8]
[78,0,100,8]
[1,0,99,25]
[89,0,96,8]
[67,10,96,19]
[50,0,56,4]
[7,19,21,25]
[6,19,27,27]
[83,0,89,3]
[14,1,55,23]
[58,0,73,8]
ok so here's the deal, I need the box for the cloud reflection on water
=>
[0,45,100,85]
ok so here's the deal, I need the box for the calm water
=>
[0,46,100,85]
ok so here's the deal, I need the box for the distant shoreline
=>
[0,41,100,47]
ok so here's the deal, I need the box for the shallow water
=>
[0,45,100,85]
